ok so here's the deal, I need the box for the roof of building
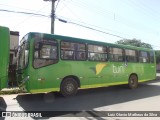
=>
[10,31,19,36]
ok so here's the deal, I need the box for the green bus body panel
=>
[18,33,156,93]
[0,26,10,90]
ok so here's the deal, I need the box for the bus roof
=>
[26,32,153,52]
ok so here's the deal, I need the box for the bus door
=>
[32,39,58,91]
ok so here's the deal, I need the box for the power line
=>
[55,0,60,11]
[0,0,153,40]
[61,0,160,48]
[59,1,141,39]
[70,0,160,40]
[1,4,125,39]
[0,3,49,15]
[0,9,49,17]
[56,0,73,13]
[58,3,137,39]
[13,3,50,28]
[0,7,159,49]
[56,17,126,39]
[57,17,160,49]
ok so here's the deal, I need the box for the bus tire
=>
[128,74,138,89]
[60,77,78,97]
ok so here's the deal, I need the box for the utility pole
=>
[44,0,57,34]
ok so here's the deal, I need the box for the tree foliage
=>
[116,38,153,49]
[116,39,160,64]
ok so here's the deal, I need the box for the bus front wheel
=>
[128,74,138,89]
[60,78,78,97]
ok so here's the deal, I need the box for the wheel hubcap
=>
[131,79,134,85]
[66,83,74,92]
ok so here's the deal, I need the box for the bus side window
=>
[139,51,149,63]
[88,44,108,62]
[33,40,58,68]
[61,50,74,60]
[125,49,138,62]
[61,41,86,61]
[109,47,123,62]
[78,52,86,60]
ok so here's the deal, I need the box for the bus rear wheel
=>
[60,78,78,97]
[128,74,138,89]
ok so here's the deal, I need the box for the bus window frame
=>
[108,47,125,62]
[138,50,150,63]
[33,39,59,69]
[149,51,155,63]
[124,49,139,63]
[88,44,108,62]
[17,41,30,70]
[60,40,87,61]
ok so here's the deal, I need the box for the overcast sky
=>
[0,0,160,49]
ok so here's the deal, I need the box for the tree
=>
[116,39,160,64]
[116,38,153,49]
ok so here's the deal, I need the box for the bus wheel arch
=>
[60,75,80,97]
[128,73,138,89]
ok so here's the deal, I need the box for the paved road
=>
[0,74,160,120]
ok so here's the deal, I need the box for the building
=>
[10,31,19,65]
[9,31,19,87]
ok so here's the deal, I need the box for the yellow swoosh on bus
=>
[96,63,107,75]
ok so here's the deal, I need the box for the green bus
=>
[17,32,156,96]
[0,26,10,90]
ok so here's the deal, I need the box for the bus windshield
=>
[17,41,29,70]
